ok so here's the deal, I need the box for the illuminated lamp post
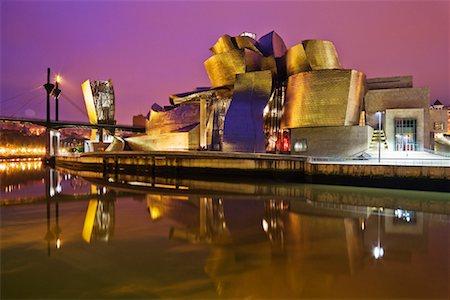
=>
[43,68,55,124]
[52,75,62,122]
[376,111,383,163]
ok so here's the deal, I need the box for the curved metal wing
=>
[223,70,273,152]
[204,49,246,88]
[281,69,365,129]
[302,40,342,70]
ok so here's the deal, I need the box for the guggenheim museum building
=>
[86,31,449,157]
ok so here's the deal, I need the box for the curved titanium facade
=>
[105,136,125,152]
[148,104,200,134]
[126,104,201,151]
[286,43,311,76]
[261,56,278,76]
[257,31,287,58]
[82,80,98,125]
[131,31,370,155]
[234,35,262,55]
[281,69,365,129]
[302,40,342,70]
[223,70,273,152]
[204,49,246,88]
[210,34,236,55]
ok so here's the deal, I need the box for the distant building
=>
[132,114,147,128]
[429,100,450,153]
[448,109,450,133]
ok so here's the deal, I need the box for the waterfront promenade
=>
[56,151,450,192]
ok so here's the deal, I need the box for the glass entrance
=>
[395,119,416,151]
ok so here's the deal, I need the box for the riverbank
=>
[55,151,450,192]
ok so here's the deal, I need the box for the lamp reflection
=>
[373,207,385,260]
[44,168,62,256]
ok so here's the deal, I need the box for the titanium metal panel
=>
[204,49,246,88]
[275,56,287,82]
[257,31,287,58]
[210,34,236,55]
[148,104,200,134]
[281,69,365,129]
[233,35,263,55]
[242,49,277,77]
[222,70,273,152]
[302,40,342,70]
[286,43,311,76]
[105,136,125,152]
[260,56,278,76]
[125,131,194,151]
[243,49,263,72]
[81,80,98,125]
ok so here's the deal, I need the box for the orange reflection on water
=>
[0,159,42,174]
[1,176,449,299]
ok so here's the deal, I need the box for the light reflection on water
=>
[0,161,449,299]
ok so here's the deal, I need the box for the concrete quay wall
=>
[55,151,449,191]
[305,163,450,180]
[56,151,307,177]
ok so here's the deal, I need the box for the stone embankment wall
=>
[56,151,306,178]
[305,163,450,180]
[56,151,449,190]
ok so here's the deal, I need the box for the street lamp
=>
[376,111,383,163]
[52,75,62,122]
[43,68,55,124]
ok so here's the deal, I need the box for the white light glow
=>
[373,246,384,259]
[262,219,269,232]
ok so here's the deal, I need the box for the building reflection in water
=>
[35,166,118,251]
[82,185,116,243]
[140,187,429,297]
[2,166,445,298]
[262,200,289,253]
[169,197,230,245]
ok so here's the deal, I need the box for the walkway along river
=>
[55,151,450,192]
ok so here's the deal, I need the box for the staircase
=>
[369,130,388,151]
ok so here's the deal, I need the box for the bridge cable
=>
[7,94,42,117]
[61,94,87,116]
[1,85,42,104]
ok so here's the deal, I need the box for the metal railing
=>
[309,155,450,167]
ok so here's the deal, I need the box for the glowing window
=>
[294,139,307,152]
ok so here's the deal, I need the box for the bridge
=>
[0,116,145,159]
[1,68,146,158]
[0,116,145,132]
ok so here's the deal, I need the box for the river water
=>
[1,160,449,299]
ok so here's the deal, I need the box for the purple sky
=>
[1,0,449,125]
